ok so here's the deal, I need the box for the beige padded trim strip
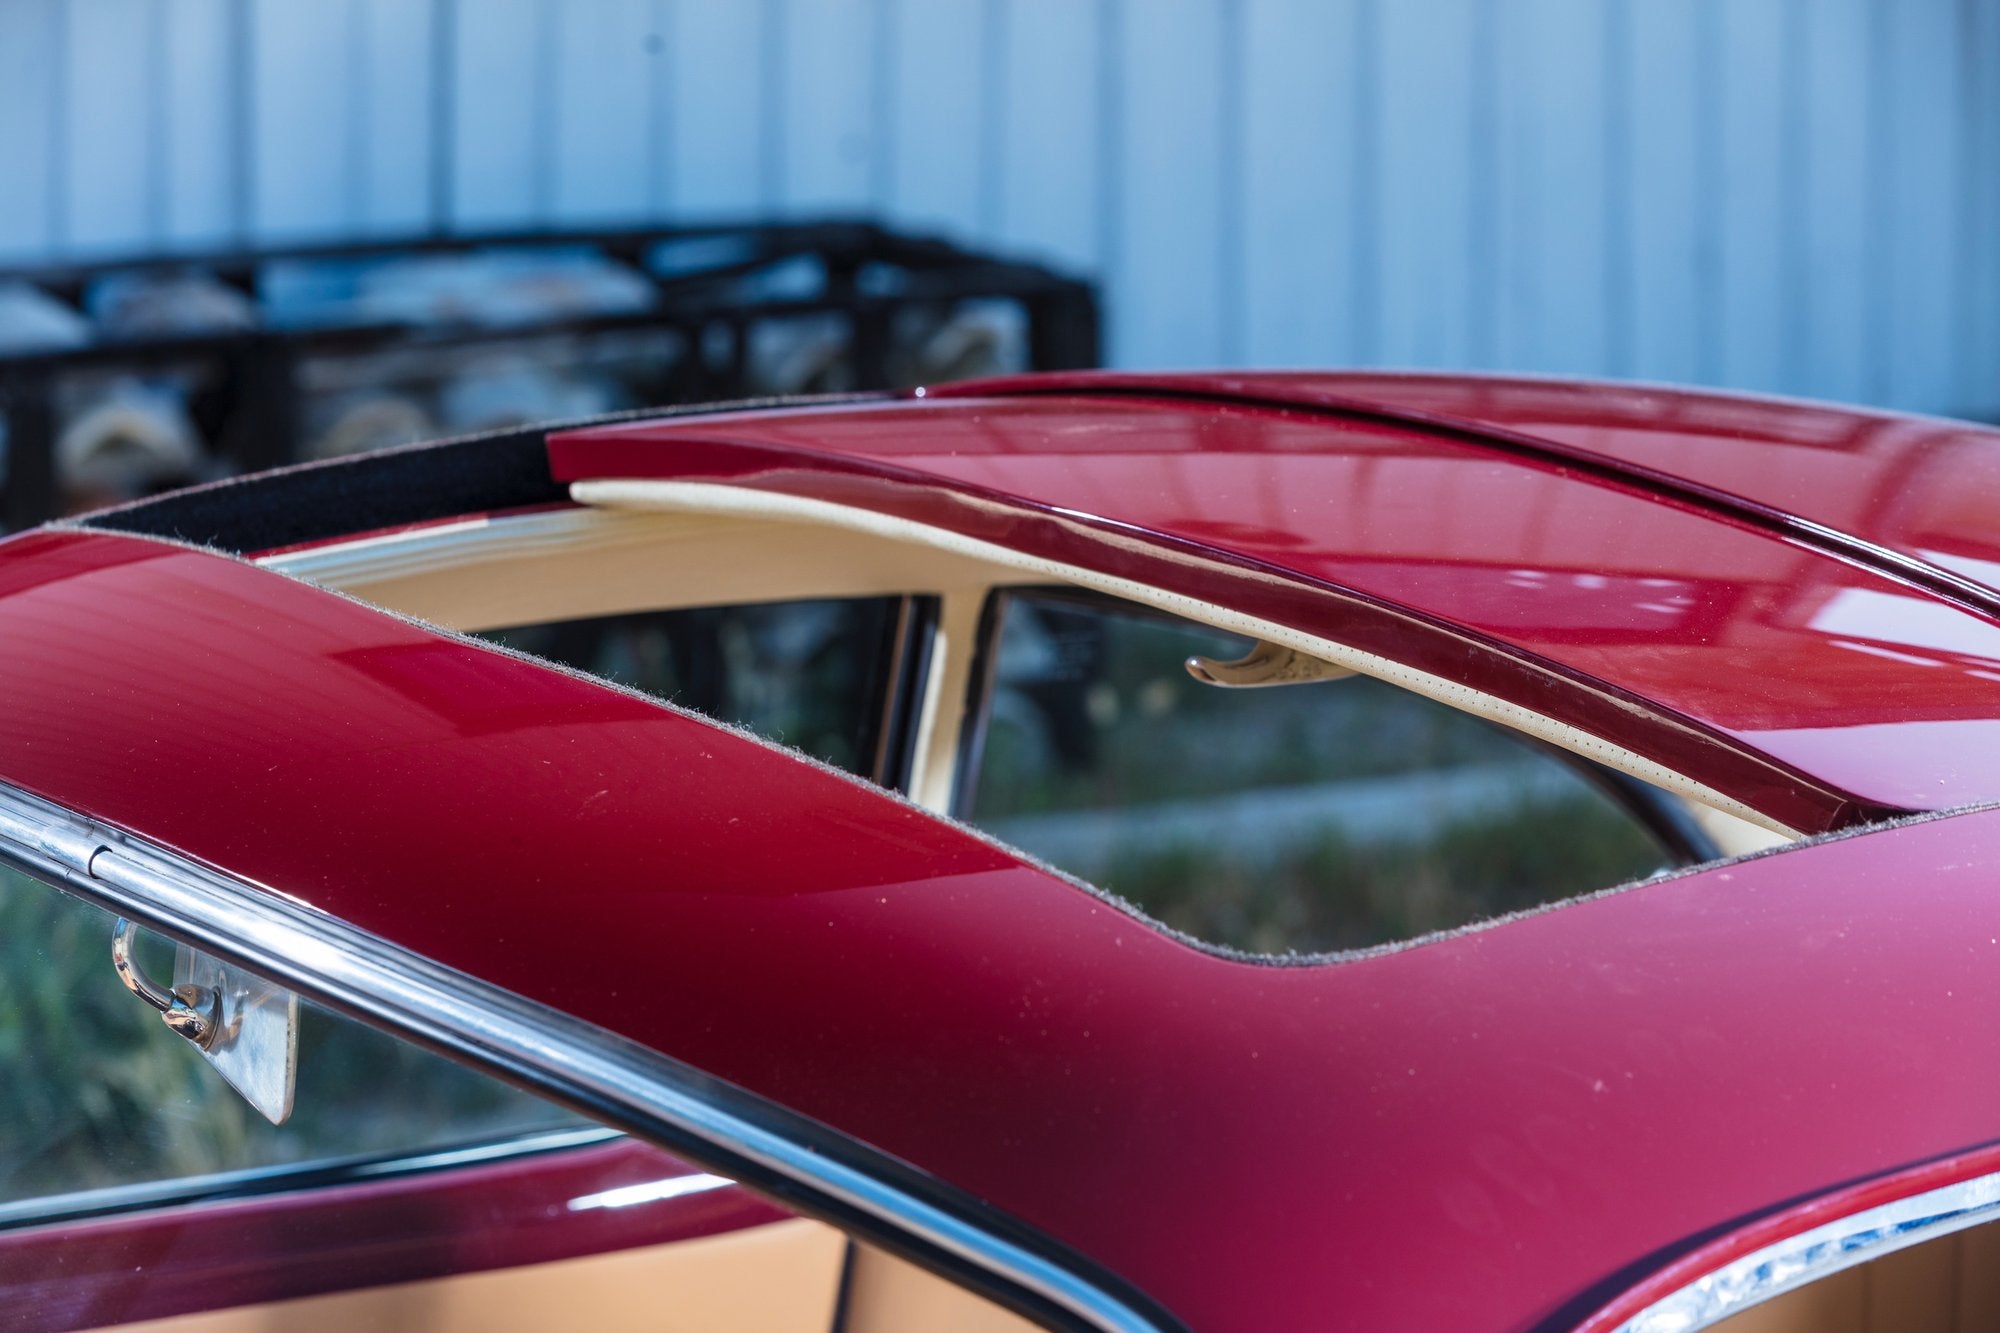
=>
[909,592,987,813]
[258,504,1032,633]
[575,478,1799,839]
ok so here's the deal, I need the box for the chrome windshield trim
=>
[0,782,1179,1333]
[1611,1170,2000,1332]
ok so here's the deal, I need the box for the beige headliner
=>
[258,501,1039,813]
[260,503,1033,632]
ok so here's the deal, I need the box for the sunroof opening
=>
[476,595,919,783]
[959,589,1698,955]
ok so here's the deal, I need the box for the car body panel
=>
[6,528,2000,1329]
[930,371,2000,619]
[550,394,2000,824]
[1263,371,2000,603]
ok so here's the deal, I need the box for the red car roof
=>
[1247,370,2000,600]
[5,528,2000,1330]
[550,376,2000,830]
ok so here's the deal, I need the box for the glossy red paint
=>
[943,371,2000,618]
[5,528,2000,1330]
[0,1137,777,1330]
[551,392,2000,824]
[1261,371,2000,602]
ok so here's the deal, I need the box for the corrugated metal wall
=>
[2,0,1996,415]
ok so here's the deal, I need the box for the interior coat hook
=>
[1185,640,1356,688]
[112,918,220,1049]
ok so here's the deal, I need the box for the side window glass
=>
[0,865,576,1216]
[0,864,1034,1333]
[962,591,1674,954]
[480,597,926,785]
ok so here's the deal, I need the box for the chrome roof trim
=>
[0,781,1179,1333]
[1610,1169,2000,1332]
[257,506,609,587]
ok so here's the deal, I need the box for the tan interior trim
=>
[910,591,987,812]
[258,505,1025,815]
[258,505,1032,634]
[105,1218,848,1333]
[842,1244,1042,1333]
[571,479,1799,839]
[1680,796,1792,858]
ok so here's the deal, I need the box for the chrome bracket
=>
[111,917,298,1123]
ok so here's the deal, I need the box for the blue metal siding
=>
[0,0,1993,415]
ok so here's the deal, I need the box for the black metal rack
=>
[0,220,1099,530]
